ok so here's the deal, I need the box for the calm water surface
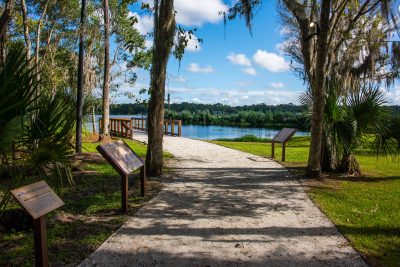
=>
[87,115,309,140]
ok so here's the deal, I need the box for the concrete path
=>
[80,132,366,266]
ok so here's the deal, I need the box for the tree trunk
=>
[321,131,338,172]
[34,0,50,83]
[0,0,15,63]
[305,0,331,178]
[76,0,86,154]
[146,0,175,177]
[339,154,361,176]
[0,0,15,40]
[100,0,111,141]
[20,0,31,61]
[92,106,96,134]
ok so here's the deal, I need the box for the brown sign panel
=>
[272,128,297,143]
[97,140,144,176]
[11,181,64,220]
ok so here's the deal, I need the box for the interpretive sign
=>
[97,140,144,176]
[271,128,297,162]
[272,128,297,143]
[11,180,64,220]
[11,181,64,267]
[97,140,146,212]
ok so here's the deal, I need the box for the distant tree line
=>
[106,102,400,131]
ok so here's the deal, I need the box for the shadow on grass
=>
[326,175,400,183]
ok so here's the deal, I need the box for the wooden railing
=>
[164,120,182,137]
[99,117,182,138]
[131,118,147,131]
[99,118,134,139]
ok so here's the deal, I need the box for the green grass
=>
[0,138,171,266]
[210,136,400,267]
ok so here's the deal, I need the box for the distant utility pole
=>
[168,93,171,112]
[76,0,86,154]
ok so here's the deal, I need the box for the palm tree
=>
[301,81,395,175]
[0,44,75,217]
[230,0,400,177]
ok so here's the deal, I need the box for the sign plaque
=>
[11,180,64,267]
[271,128,297,162]
[11,180,64,220]
[97,140,146,212]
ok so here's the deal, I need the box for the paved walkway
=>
[80,132,366,266]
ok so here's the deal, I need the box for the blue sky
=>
[111,0,400,106]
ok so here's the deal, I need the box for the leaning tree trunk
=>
[305,0,331,178]
[100,0,111,141]
[146,0,175,177]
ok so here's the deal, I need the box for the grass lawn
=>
[0,138,172,266]
[211,137,400,267]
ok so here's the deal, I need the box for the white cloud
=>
[227,52,251,66]
[235,81,253,87]
[165,87,301,106]
[382,86,400,104]
[270,82,285,88]
[144,39,153,49]
[178,32,201,52]
[243,67,257,76]
[129,12,153,35]
[188,63,214,73]
[174,0,228,27]
[253,49,290,72]
[169,74,186,83]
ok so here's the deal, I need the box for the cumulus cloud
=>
[169,74,187,83]
[382,86,400,104]
[253,49,290,72]
[178,32,201,52]
[235,81,253,87]
[174,0,228,27]
[129,12,153,35]
[243,67,257,76]
[144,39,153,49]
[188,63,214,73]
[270,82,285,88]
[165,87,301,106]
[227,52,251,66]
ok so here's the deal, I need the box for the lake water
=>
[86,115,309,140]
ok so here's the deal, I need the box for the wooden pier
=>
[99,117,182,138]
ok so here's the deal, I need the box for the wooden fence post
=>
[271,141,275,159]
[33,216,48,267]
[282,142,286,162]
[178,120,182,137]
[140,164,146,197]
[171,121,175,136]
[121,174,128,212]
[130,118,134,139]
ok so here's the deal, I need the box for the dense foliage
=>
[0,45,75,217]
[109,102,400,132]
